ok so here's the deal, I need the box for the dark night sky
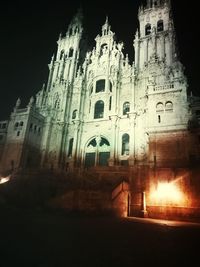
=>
[0,0,199,120]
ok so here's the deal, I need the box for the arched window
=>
[85,136,110,167]
[145,24,151,36]
[15,122,19,128]
[157,20,164,32]
[156,102,164,112]
[122,134,130,155]
[100,44,108,56]
[20,121,23,127]
[72,109,77,119]
[123,102,130,115]
[60,50,65,60]
[165,101,173,111]
[68,138,74,157]
[69,48,74,57]
[96,79,105,93]
[94,100,104,119]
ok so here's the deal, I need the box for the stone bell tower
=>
[134,0,175,69]
[37,9,84,170]
[46,8,83,90]
[133,0,189,166]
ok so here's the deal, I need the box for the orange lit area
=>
[0,175,10,184]
[149,181,186,206]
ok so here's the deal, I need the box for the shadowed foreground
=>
[0,208,200,267]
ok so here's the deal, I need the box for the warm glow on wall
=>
[0,176,10,184]
[150,181,185,206]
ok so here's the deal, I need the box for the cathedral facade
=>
[1,0,200,214]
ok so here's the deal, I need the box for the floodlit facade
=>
[1,0,200,218]
[1,0,199,171]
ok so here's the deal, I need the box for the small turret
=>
[101,17,111,36]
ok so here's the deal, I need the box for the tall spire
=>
[66,7,83,37]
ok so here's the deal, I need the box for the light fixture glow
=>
[0,176,10,184]
[150,181,185,205]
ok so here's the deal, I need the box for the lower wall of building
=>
[47,190,113,215]
[147,206,200,221]
[129,166,200,221]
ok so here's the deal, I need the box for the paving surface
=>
[0,209,200,267]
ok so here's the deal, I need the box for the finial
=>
[27,96,34,108]
[105,16,109,25]
[42,83,45,91]
[147,0,151,8]
[15,98,21,109]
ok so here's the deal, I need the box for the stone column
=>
[128,112,137,166]
[152,27,157,56]
[168,34,173,65]
[108,115,118,166]
[71,120,80,167]
[134,30,140,69]
[144,39,148,65]
[161,35,165,61]
[40,117,52,168]
[141,191,148,218]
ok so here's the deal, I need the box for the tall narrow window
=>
[123,102,130,115]
[158,115,161,123]
[109,81,112,92]
[60,50,65,60]
[109,96,112,111]
[157,20,164,32]
[145,24,151,35]
[68,138,74,157]
[89,101,91,113]
[72,109,77,119]
[69,48,74,57]
[96,80,105,93]
[122,134,130,155]
[100,44,108,56]
[15,122,19,128]
[54,98,60,109]
[94,100,104,119]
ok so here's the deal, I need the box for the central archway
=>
[84,136,110,167]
